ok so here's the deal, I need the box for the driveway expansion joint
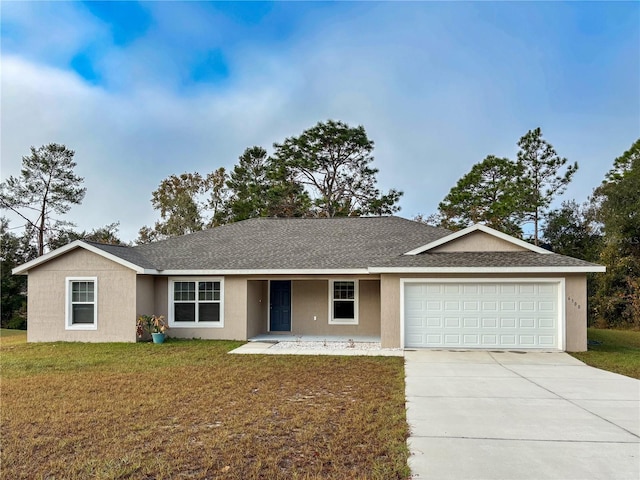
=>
[409,435,640,444]
[488,352,640,440]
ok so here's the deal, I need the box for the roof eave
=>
[153,268,371,276]
[368,266,607,274]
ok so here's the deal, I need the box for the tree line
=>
[1,122,638,330]
[424,131,639,329]
[431,128,578,245]
[136,120,402,243]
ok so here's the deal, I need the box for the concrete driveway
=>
[405,351,640,480]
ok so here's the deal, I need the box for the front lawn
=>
[0,337,409,479]
[0,328,27,337]
[570,328,640,379]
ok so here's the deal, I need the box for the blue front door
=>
[270,281,291,331]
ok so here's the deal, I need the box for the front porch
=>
[246,278,381,339]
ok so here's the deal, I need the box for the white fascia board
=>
[368,266,606,274]
[156,268,370,276]
[405,224,552,255]
[12,240,150,275]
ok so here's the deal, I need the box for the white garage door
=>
[404,281,560,349]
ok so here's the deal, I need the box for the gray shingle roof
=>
[81,217,602,272]
[132,216,451,270]
[85,241,158,270]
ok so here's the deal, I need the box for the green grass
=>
[570,328,640,379]
[0,337,410,480]
[0,328,27,337]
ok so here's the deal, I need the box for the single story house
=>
[13,216,605,351]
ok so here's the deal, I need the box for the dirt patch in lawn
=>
[1,339,409,479]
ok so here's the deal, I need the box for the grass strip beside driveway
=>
[570,328,640,379]
[1,337,409,479]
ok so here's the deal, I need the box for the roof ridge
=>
[83,240,131,248]
[244,215,400,220]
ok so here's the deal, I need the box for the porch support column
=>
[380,274,401,348]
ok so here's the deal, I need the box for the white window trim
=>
[328,279,359,325]
[168,277,224,328]
[65,277,98,331]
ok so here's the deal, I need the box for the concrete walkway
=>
[405,351,640,480]
[229,341,403,356]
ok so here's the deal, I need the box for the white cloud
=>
[1,2,638,244]
[1,2,109,64]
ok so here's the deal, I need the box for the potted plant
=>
[137,314,168,344]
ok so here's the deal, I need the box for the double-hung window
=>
[329,280,358,324]
[170,279,223,326]
[66,277,98,330]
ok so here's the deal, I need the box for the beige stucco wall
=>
[431,231,528,252]
[359,280,381,335]
[288,279,380,337]
[26,248,137,342]
[290,279,327,334]
[565,274,587,352]
[153,276,168,317]
[380,272,589,351]
[380,275,401,348]
[136,276,155,318]
[247,280,268,338]
[158,276,248,340]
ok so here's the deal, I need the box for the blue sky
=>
[1,1,638,243]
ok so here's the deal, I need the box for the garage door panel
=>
[426,317,442,327]
[519,284,535,294]
[538,284,556,294]
[406,316,423,327]
[539,301,555,311]
[463,317,479,328]
[463,334,479,345]
[482,284,499,295]
[444,285,462,294]
[405,281,559,349]
[539,318,554,328]
[539,336,555,346]
[519,335,536,345]
[444,334,461,345]
[406,334,424,345]
[519,318,535,328]
[482,301,498,310]
[444,301,460,311]
[481,334,498,346]
[499,317,515,328]
[426,301,441,311]
[481,317,498,328]
[463,301,479,311]
[519,301,536,311]
[463,284,480,294]
[445,317,460,328]
[501,301,517,310]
